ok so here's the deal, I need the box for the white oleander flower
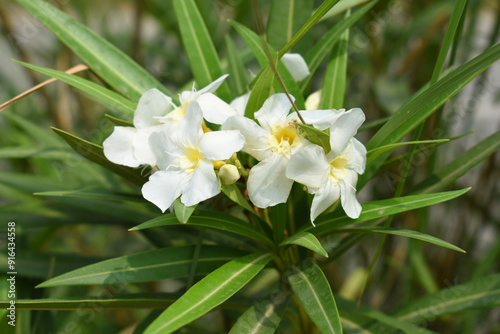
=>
[286,108,366,223]
[142,101,245,212]
[223,93,311,208]
[103,75,238,168]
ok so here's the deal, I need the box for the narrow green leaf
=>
[144,253,273,334]
[366,139,449,165]
[321,0,371,19]
[229,293,289,334]
[230,20,305,109]
[244,66,275,119]
[340,227,464,253]
[366,42,500,150]
[287,261,342,333]
[279,0,342,56]
[430,0,468,84]
[14,60,136,116]
[271,203,287,244]
[51,127,146,185]
[279,232,328,257]
[174,198,196,224]
[34,190,143,202]
[105,114,133,126]
[320,13,349,109]
[130,211,273,246]
[221,183,257,215]
[225,35,250,97]
[37,245,246,287]
[267,0,312,50]
[411,130,500,194]
[302,0,378,91]
[173,0,230,100]
[297,123,331,153]
[394,274,500,323]
[300,188,470,236]
[0,146,69,160]
[15,0,170,101]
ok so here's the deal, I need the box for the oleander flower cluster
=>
[103,74,367,224]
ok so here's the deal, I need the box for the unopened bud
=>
[219,164,240,185]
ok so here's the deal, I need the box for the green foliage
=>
[1,0,499,333]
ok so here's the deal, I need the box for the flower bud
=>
[219,164,240,185]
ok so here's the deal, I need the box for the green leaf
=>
[321,0,372,19]
[300,188,470,236]
[34,190,143,202]
[51,127,146,185]
[105,114,133,126]
[37,245,247,287]
[244,66,275,119]
[411,130,500,194]
[279,0,342,56]
[302,0,378,91]
[229,293,289,334]
[144,253,273,334]
[287,261,342,333]
[230,20,305,109]
[320,13,349,109]
[297,123,331,153]
[366,139,449,165]
[130,211,273,246]
[221,183,257,215]
[173,0,230,101]
[14,60,136,116]
[15,0,170,101]
[339,227,464,253]
[225,35,250,97]
[267,0,312,50]
[279,232,328,257]
[174,198,196,224]
[393,274,500,323]
[366,42,500,151]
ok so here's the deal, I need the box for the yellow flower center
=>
[328,156,348,182]
[180,146,202,173]
[270,124,300,157]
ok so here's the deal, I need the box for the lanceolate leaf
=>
[15,0,170,101]
[393,274,500,323]
[38,245,247,287]
[144,253,273,334]
[267,0,312,51]
[244,66,275,119]
[15,60,136,116]
[297,123,331,153]
[366,42,500,150]
[366,139,449,165]
[287,261,342,333]
[173,0,230,101]
[225,35,250,97]
[174,198,196,224]
[51,128,146,185]
[411,130,500,194]
[339,227,464,253]
[229,293,289,334]
[130,211,273,246]
[279,232,328,257]
[300,188,470,236]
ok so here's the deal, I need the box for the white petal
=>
[103,127,140,167]
[181,159,219,206]
[199,130,245,160]
[286,145,329,188]
[255,93,294,131]
[134,89,173,129]
[142,170,186,212]
[305,90,321,110]
[289,109,344,130]
[281,53,310,81]
[340,170,361,219]
[329,108,365,156]
[310,181,340,222]
[247,154,293,208]
[222,115,271,161]
[174,101,204,147]
[343,138,367,174]
[197,74,229,95]
[148,129,183,171]
[230,93,250,116]
[196,93,238,124]
[133,126,162,167]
